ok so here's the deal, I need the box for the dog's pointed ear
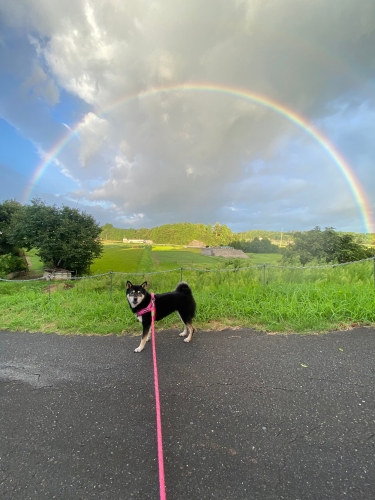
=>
[126,281,133,289]
[141,281,148,289]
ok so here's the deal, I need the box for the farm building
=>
[43,269,72,280]
[187,240,206,247]
[201,247,249,258]
[123,238,153,244]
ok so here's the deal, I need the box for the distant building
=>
[123,238,153,244]
[187,240,206,248]
[43,269,73,280]
[201,247,249,258]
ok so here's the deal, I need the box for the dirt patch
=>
[10,271,44,280]
[44,284,60,293]
[44,282,75,293]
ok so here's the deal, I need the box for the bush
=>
[229,237,279,253]
[0,254,28,276]
[282,227,374,265]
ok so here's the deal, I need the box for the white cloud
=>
[22,64,60,106]
[77,112,110,167]
[0,0,374,231]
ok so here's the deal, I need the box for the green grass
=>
[1,258,374,335]
[151,248,224,270]
[24,243,144,275]
[25,249,44,273]
[25,244,281,275]
[151,245,191,251]
[246,253,283,265]
[90,243,144,273]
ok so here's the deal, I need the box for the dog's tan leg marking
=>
[179,325,188,337]
[146,326,152,342]
[134,336,146,353]
[183,324,195,343]
[134,327,152,352]
[177,312,187,337]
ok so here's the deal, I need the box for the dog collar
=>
[136,292,155,317]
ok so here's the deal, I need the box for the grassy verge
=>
[1,260,374,335]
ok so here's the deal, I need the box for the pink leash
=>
[149,293,167,500]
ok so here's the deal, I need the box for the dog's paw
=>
[183,337,192,343]
[134,347,143,353]
[179,331,187,337]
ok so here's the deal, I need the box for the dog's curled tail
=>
[175,281,193,295]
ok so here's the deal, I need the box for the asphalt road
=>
[1,327,375,499]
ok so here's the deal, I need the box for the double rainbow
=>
[22,83,374,233]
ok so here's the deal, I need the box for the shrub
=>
[0,254,28,276]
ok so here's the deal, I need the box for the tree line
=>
[230,227,374,264]
[282,226,374,265]
[1,199,373,277]
[101,221,234,246]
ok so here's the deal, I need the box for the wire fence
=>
[1,256,375,294]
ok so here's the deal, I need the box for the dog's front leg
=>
[134,320,151,353]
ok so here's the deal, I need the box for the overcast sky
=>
[1,0,375,233]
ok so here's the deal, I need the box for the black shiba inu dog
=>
[126,281,196,352]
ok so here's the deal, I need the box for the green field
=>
[151,248,224,270]
[3,245,373,335]
[25,244,284,275]
[90,244,284,273]
[245,253,282,265]
[90,243,144,273]
[25,243,145,275]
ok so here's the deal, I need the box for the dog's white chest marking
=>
[137,315,142,323]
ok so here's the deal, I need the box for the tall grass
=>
[1,259,374,334]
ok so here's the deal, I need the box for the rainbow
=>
[23,83,374,233]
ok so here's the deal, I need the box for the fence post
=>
[373,256,375,289]
[263,264,266,287]
[110,270,113,299]
[48,274,51,300]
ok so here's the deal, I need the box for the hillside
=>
[100,222,291,246]
[100,222,233,246]
[100,222,374,247]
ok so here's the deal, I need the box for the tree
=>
[0,199,23,254]
[213,222,221,238]
[0,199,28,275]
[217,224,233,245]
[228,237,279,254]
[245,237,279,253]
[334,234,374,263]
[282,227,374,265]
[9,199,103,275]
